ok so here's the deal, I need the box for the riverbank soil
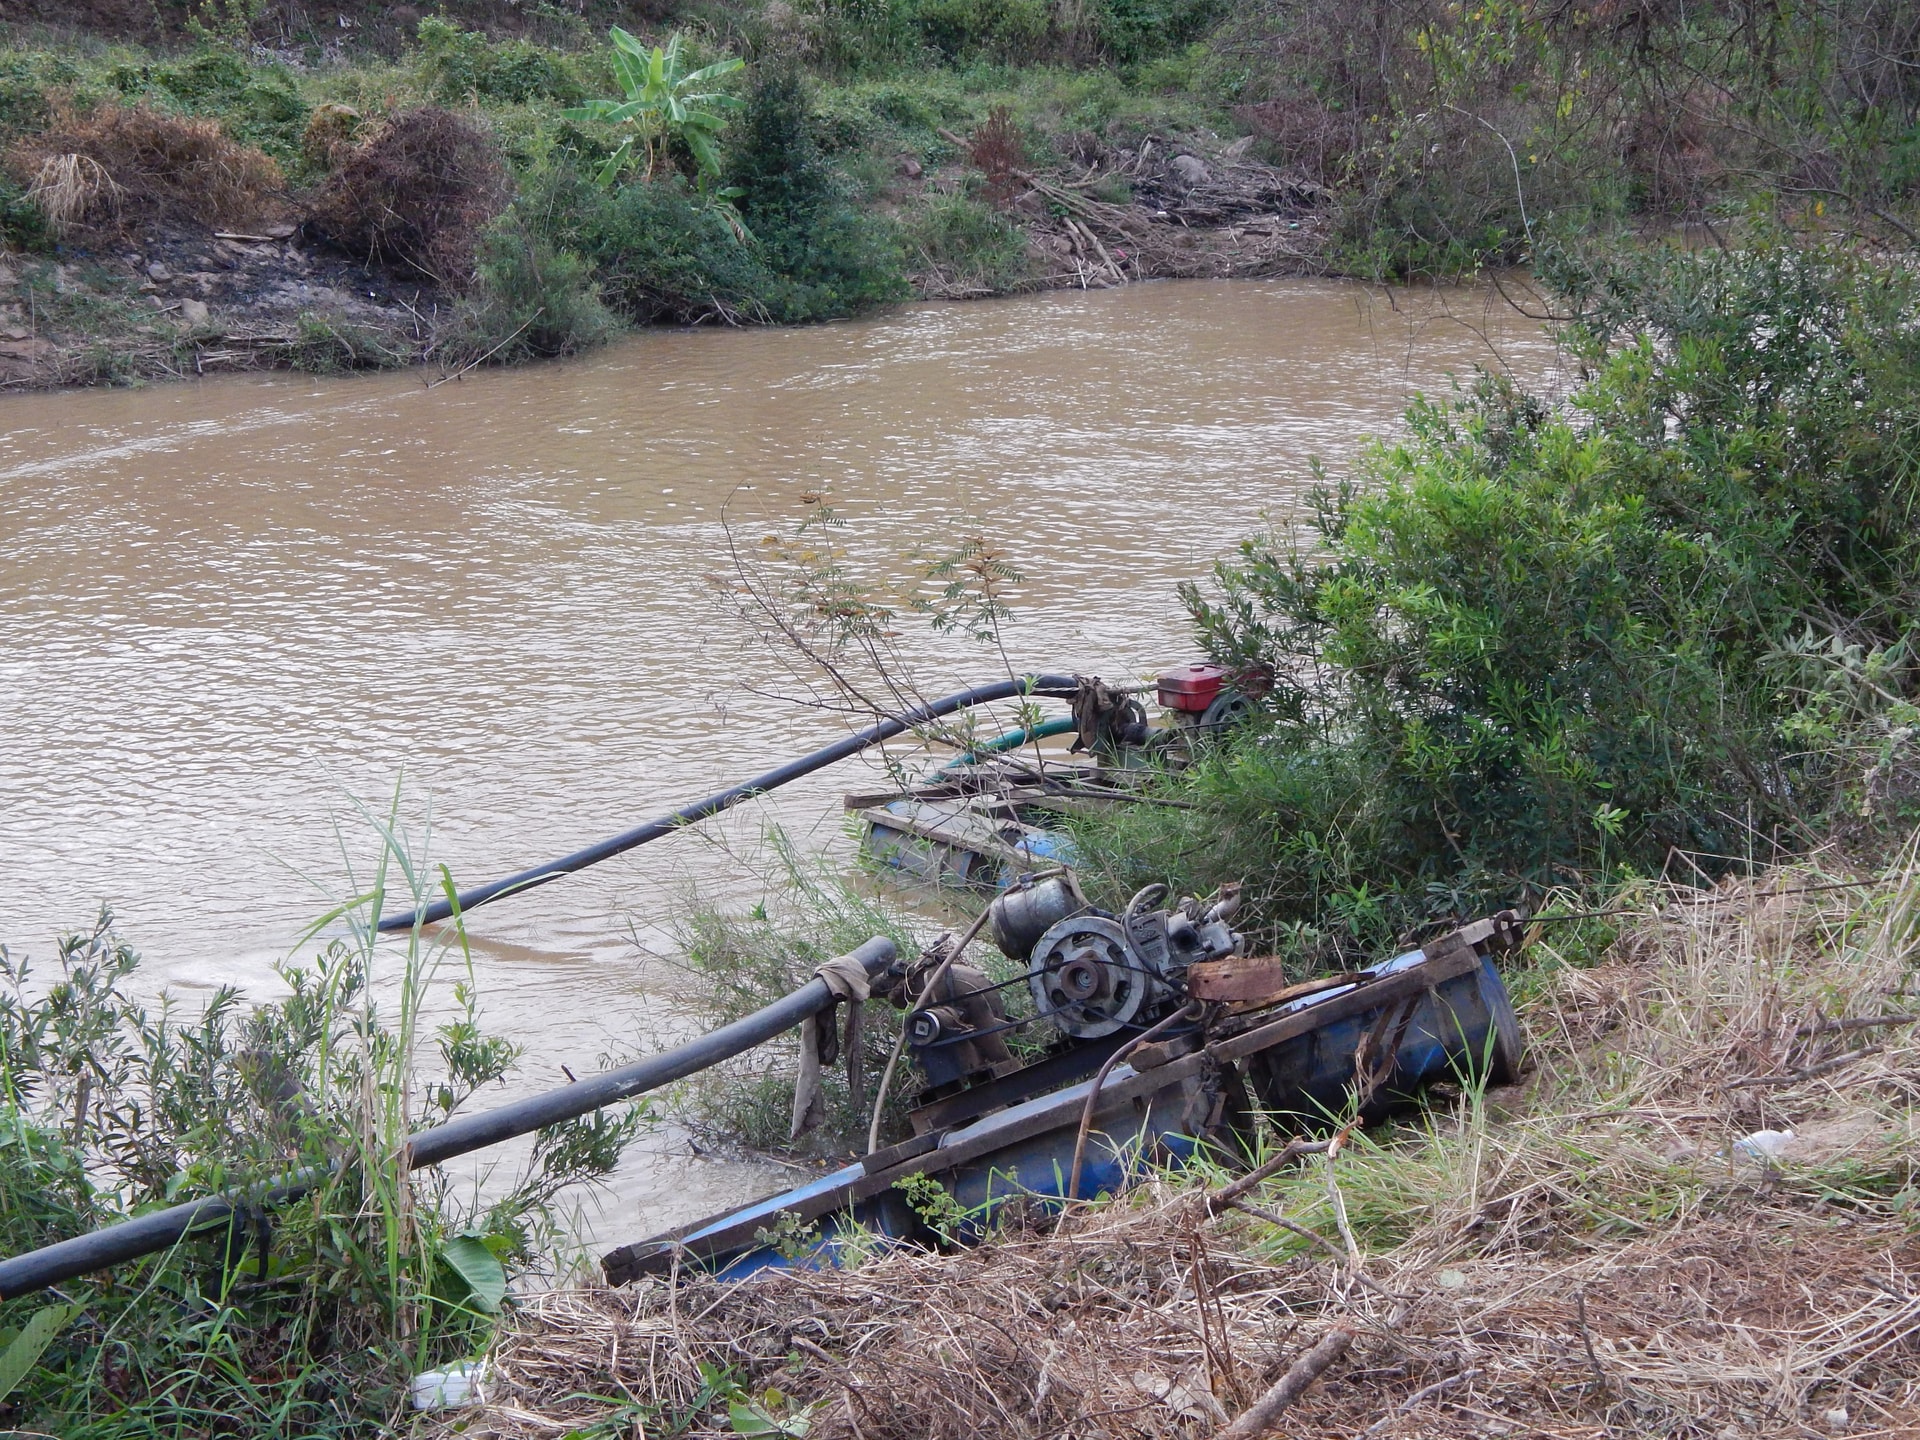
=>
[437,866,1920,1438]
[0,219,431,386]
[2,0,1913,388]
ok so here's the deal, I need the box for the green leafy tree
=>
[563,29,743,187]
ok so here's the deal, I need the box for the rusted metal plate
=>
[1187,957,1340,1005]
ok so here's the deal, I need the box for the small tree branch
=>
[1218,1327,1355,1438]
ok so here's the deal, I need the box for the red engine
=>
[1156,662,1227,714]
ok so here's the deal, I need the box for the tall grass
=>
[0,793,646,1438]
[665,830,925,1157]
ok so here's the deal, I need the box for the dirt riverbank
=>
[0,133,1330,392]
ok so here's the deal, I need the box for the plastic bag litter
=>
[1731,1129,1796,1163]
[410,1360,488,1411]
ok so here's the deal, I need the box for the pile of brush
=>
[5,101,284,236]
[1015,136,1332,287]
[445,855,1920,1438]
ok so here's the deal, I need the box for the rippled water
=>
[0,279,1557,1244]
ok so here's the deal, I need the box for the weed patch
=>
[0,811,648,1439]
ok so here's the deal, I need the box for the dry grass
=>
[5,103,283,232]
[301,103,362,171]
[442,851,1920,1439]
[303,107,510,284]
[22,153,122,235]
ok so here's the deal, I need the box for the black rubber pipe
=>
[0,936,896,1300]
[377,675,1080,932]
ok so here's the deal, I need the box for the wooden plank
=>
[1190,956,1301,1003]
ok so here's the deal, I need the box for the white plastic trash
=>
[1732,1129,1796,1163]
[410,1360,488,1411]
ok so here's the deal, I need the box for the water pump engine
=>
[989,873,1245,1040]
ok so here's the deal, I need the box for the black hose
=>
[0,936,897,1300]
[377,675,1080,932]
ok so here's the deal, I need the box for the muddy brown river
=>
[0,280,1557,1246]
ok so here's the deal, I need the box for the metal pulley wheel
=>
[1028,915,1147,1039]
[1198,687,1256,734]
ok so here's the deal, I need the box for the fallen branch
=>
[1723,1044,1885,1090]
[1203,1138,1332,1215]
[1795,1014,1917,1037]
[1217,1327,1354,1439]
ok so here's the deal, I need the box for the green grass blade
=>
[0,1303,72,1401]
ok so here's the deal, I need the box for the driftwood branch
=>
[1218,1327,1355,1438]
[1203,1138,1331,1215]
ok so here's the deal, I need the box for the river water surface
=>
[0,280,1557,1245]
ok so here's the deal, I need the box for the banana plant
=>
[563,29,743,187]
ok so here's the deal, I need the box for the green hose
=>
[941,716,1077,769]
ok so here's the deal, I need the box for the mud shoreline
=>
[0,194,1330,393]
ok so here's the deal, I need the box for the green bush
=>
[565,175,780,324]
[1075,243,1920,950]
[415,17,584,106]
[0,57,53,141]
[0,177,52,252]
[1096,0,1222,67]
[153,48,252,105]
[725,67,907,322]
[907,0,1052,62]
[444,219,621,364]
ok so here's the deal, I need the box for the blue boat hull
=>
[603,931,1522,1286]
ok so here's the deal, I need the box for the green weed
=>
[0,797,649,1439]
[1074,242,1920,948]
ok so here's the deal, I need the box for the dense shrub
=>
[4,101,283,232]
[0,175,53,250]
[1073,244,1920,952]
[725,68,907,322]
[0,57,54,142]
[563,174,781,324]
[442,220,621,364]
[1097,0,1222,66]
[907,0,1052,61]
[415,17,585,106]
[1221,0,1920,274]
[305,107,511,283]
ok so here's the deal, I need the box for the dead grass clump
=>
[22,153,122,235]
[300,103,361,171]
[303,107,509,284]
[6,103,283,232]
[435,1193,1301,1440]
[449,853,1920,1438]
